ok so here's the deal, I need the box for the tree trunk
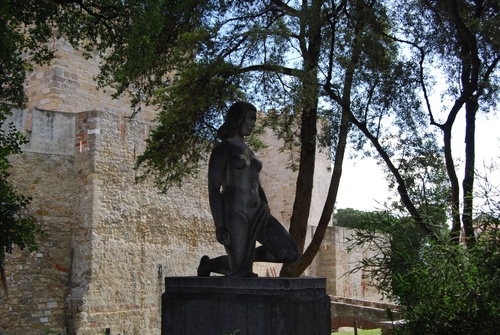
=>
[452,0,480,247]
[280,0,322,276]
[287,105,317,254]
[351,117,433,236]
[462,97,478,247]
[282,0,368,276]
[282,103,351,276]
[444,123,462,243]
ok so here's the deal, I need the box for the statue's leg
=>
[225,210,257,277]
[197,255,230,276]
[255,215,299,263]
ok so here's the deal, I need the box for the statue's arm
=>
[258,184,268,204]
[208,144,230,245]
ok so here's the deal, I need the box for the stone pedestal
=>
[162,277,331,335]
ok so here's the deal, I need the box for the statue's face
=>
[240,110,256,136]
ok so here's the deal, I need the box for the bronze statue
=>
[198,102,299,277]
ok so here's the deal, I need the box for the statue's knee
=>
[284,247,299,263]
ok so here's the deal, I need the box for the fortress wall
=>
[70,110,221,335]
[257,127,298,229]
[2,150,76,334]
[256,122,332,277]
[258,124,332,230]
[2,107,222,335]
[24,38,157,121]
[1,38,387,335]
[315,226,389,303]
[1,39,222,334]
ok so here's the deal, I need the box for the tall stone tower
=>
[1,39,222,335]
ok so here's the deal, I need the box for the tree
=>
[334,208,367,228]
[87,0,423,277]
[0,0,64,294]
[334,208,400,232]
[343,2,500,331]
[0,0,136,291]
[0,108,43,295]
[84,0,498,330]
[348,207,500,335]
[0,0,166,284]
[0,0,59,108]
[390,0,500,245]
[61,0,448,276]
[329,0,499,245]
[321,0,440,238]
[3,0,497,282]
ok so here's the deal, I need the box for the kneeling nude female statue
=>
[198,102,299,277]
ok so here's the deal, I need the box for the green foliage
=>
[134,60,245,190]
[0,0,55,291]
[333,329,381,335]
[334,208,384,229]
[0,0,58,106]
[391,239,500,335]
[1,0,498,286]
[41,327,66,335]
[392,0,500,243]
[0,106,43,271]
[348,209,500,335]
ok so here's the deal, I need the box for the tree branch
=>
[239,64,304,77]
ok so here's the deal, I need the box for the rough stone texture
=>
[1,40,223,335]
[67,111,222,335]
[1,151,75,335]
[1,39,390,335]
[316,226,388,302]
[24,38,157,120]
[258,124,331,232]
[162,277,331,335]
[1,107,223,335]
[6,108,76,155]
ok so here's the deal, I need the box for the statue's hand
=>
[216,227,231,246]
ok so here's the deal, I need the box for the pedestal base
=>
[161,276,331,335]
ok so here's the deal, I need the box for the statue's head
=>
[217,102,257,140]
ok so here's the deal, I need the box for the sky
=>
[335,111,500,212]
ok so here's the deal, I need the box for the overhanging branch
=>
[239,64,304,77]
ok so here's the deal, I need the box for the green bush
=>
[349,213,500,335]
[392,239,500,335]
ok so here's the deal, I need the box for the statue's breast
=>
[252,156,262,172]
[230,152,250,169]
[229,152,262,173]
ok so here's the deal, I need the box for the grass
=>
[332,328,382,335]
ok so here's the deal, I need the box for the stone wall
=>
[1,38,389,335]
[1,39,223,335]
[69,110,221,335]
[2,148,76,334]
[1,107,223,335]
[315,226,389,303]
[254,123,332,277]
[24,38,156,120]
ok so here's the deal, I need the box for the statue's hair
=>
[217,101,257,140]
